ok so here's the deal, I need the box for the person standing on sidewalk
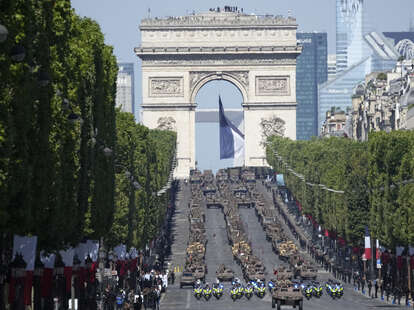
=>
[368,279,372,297]
[374,279,378,298]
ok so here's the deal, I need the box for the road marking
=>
[185,289,191,309]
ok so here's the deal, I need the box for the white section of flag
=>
[233,126,244,167]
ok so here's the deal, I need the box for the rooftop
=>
[140,9,297,29]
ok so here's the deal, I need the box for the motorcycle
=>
[255,282,266,298]
[194,286,202,300]
[303,285,313,300]
[312,282,323,298]
[230,287,238,301]
[212,284,223,299]
[268,280,275,292]
[237,285,244,299]
[244,285,253,299]
[203,286,212,301]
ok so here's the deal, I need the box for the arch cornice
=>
[189,71,249,105]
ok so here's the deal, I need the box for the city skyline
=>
[72,0,414,119]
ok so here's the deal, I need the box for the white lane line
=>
[185,289,191,309]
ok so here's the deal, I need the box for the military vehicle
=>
[216,264,234,282]
[275,267,294,280]
[272,283,303,310]
[298,265,317,280]
[180,271,196,288]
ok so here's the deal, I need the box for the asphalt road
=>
[161,181,404,310]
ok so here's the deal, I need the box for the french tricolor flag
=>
[219,96,244,166]
[364,226,372,260]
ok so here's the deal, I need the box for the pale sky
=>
[71,0,414,171]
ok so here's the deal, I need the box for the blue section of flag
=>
[219,96,244,159]
[365,225,370,237]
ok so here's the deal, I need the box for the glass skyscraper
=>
[116,63,135,115]
[336,0,369,73]
[318,0,398,132]
[296,33,328,140]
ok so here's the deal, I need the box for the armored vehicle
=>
[298,265,317,280]
[272,284,303,310]
[216,264,234,282]
[180,271,196,288]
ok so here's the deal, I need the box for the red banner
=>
[397,256,403,270]
[64,267,72,293]
[8,275,15,304]
[24,271,33,305]
[41,268,53,297]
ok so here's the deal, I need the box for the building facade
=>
[351,60,414,141]
[116,63,135,114]
[318,0,402,133]
[336,0,368,73]
[321,108,350,137]
[296,32,328,140]
[328,54,337,81]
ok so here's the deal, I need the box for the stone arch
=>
[190,72,249,105]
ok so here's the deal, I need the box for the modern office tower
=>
[296,32,328,140]
[116,63,135,114]
[318,0,401,132]
[328,55,337,81]
[336,0,369,73]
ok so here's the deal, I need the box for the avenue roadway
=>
[161,181,402,310]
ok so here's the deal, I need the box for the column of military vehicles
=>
[179,168,344,309]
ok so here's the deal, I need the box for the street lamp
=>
[10,45,26,62]
[0,24,8,42]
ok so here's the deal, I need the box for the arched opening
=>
[195,80,244,173]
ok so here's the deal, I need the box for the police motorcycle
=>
[244,282,254,300]
[268,279,276,293]
[255,279,266,298]
[325,279,339,299]
[312,281,323,298]
[300,282,313,300]
[335,281,344,298]
[193,280,202,300]
[202,283,212,301]
[230,284,239,301]
[212,280,224,299]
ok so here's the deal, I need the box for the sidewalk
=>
[165,181,190,278]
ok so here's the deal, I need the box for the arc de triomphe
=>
[135,10,302,178]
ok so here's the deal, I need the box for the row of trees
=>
[108,111,176,249]
[0,0,176,253]
[266,131,414,248]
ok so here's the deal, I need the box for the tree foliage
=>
[266,131,414,247]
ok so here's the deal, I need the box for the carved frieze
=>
[255,76,290,96]
[157,116,176,131]
[142,57,296,67]
[149,77,184,97]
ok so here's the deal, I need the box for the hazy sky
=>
[71,0,414,171]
